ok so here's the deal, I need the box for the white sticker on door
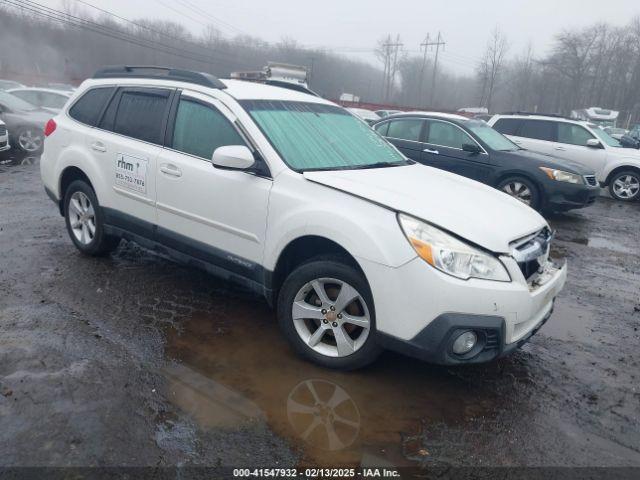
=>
[115,153,148,194]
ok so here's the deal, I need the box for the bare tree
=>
[477,27,509,112]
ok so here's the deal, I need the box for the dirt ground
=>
[1,156,639,471]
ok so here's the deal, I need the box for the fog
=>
[1,0,640,122]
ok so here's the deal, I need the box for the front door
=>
[421,119,492,183]
[155,91,272,283]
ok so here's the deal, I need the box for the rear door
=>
[379,117,426,161]
[85,86,173,235]
[506,119,557,155]
[421,119,492,183]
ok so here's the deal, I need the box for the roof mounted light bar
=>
[93,66,226,89]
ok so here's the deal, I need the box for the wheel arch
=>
[58,166,95,216]
[604,164,640,186]
[269,235,365,303]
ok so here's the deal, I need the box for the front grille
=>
[0,125,6,135]
[584,175,597,187]
[511,228,552,282]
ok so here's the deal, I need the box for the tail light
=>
[44,119,57,137]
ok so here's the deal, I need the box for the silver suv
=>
[489,113,640,201]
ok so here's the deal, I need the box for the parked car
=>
[373,112,599,213]
[41,66,566,370]
[8,87,72,114]
[0,79,25,91]
[0,119,9,154]
[489,113,640,201]
[620,126,640,149]
[0,90,50,154]
[375,109,402,118]
[603,127,628,140]
[346,107,381,125]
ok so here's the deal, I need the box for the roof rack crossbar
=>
[92,65,226,89]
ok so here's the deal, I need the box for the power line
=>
[71,0,248,65]
[2,0,255,70]
[172,0,247,36]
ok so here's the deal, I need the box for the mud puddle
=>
[164,305,503,468]
[539,299,598,344]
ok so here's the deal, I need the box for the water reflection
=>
[163,307,505,467]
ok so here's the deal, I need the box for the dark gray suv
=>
[0,90,50,154]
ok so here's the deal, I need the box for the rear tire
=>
[608,170,640,201]
[497,175,541,211]
[63,180,120,256]
[277,256,382,370]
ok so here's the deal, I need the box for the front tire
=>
[497,176,541,210]
[277,257,382,370]
[608,170,640,201]
[63,180,120,256]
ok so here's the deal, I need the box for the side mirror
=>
[586,139,603,149]
[462,143,482,154]
[211,145,255,170]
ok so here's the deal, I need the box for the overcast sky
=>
[46,0,640,74]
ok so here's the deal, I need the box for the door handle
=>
[423,148,439,155]
[160,164,182,177]
[554,146,566,151]
[91,141,106,152]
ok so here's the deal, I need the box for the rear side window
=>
[69,87,114,126]
[492,118,523,136]
[557,123,595,146]
[518,120,556,142]
[387,119,423,141]
[112,89,170,144]
[171,98,245,159]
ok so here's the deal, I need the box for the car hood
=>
[505,149,595,175]
[303,163,547,253]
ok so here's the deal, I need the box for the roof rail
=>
[92,66,226,89]
[501,111,570,119]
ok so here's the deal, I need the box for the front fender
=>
[601,157,640,183]
[263,175,417,271]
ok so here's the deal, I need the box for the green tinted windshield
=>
[592,126,622,147]
[465,120,519,151]
[241,100,408,171]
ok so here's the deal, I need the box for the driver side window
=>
[557,123,595,146]
[171,97,245,160]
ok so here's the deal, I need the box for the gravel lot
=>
[1,157,639,470]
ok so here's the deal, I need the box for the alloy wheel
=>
[612,174,640,200]
[18,130,43,152]
[68,191,96,245]
[502,181,532,205]
[287,379,360,451]
[291,278,371,358]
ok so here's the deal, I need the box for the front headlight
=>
[398,214,510,282]
[540,167,584,184]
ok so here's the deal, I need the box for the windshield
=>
[592,126,622,147]
[465,120,519,151]
[241,100,408,171]
[0,90,37,111]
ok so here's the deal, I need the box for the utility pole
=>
[382,35,403,103]
[417,34,430,104]
[428,32,445,106]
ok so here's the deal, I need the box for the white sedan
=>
[7,87,73,114]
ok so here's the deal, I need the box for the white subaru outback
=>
[40,66,567,370]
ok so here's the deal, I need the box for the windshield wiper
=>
[347,161,412,170]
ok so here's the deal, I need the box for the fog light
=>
[452,331,477,355]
